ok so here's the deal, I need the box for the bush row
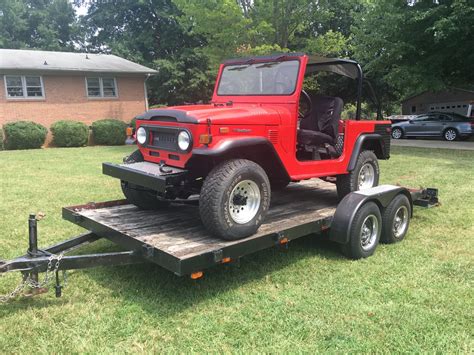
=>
[0,119,128,150]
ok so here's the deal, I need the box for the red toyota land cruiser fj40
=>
[104,53,391,240]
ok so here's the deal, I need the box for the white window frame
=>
[4,75,45,100]
[85,77,118,99]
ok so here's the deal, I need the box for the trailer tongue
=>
[0,180,438,301]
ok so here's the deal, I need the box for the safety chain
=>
[0,253,65,303]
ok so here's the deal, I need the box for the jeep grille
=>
[151,130,177,151]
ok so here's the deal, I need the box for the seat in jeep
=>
[297,95,343,148]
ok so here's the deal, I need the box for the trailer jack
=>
[0,214,148,301]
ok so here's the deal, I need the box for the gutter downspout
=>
[144,74,151,111]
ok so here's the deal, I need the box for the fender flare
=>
[188,137,290,182]
[347,133,388,171]
[329,185,413,244]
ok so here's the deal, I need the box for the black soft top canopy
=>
[223,53,361,80]
[305,55,362,80]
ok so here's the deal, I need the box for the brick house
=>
[0,49,157,131]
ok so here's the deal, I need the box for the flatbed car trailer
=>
[0,180,438,301]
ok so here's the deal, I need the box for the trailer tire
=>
[336,150,379,200]
[120,149,170,210]
[381,194,411,243]
[341,201,382,259]
[200,159,271,240]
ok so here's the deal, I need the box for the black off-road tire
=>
[121,182,170,210]
[341,201,382,259]
[336,150,379,200]
[381,194,411,244]
[199,159,271,240]
[271,180,290,191]
[120,149,170,210]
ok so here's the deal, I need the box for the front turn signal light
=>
[199,134,212,145]
[126,127,133,136]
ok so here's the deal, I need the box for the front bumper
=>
[103,162,187,193]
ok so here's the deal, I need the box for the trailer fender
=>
[329,185,413,244]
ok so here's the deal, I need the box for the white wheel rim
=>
[445,130,456,141]
[392,129,402,139]
[358,163,375,190]
[228,180,261,224]
[360,214,379,251]
[393,205,409,238]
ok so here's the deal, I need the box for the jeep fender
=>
[347,133,390,171]
[188,137,290,183]
[329,185,413,244]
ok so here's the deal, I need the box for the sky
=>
[73,1,89,16]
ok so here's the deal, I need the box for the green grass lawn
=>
[0,145,472,352]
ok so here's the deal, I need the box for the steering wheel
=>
[274,81,289,94]
[299,90,312,120]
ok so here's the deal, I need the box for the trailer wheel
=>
[121,150,170,210]
[381,194,411,243]
[336,150,379,200]
[341,201,382,259]
[200,159,271,240]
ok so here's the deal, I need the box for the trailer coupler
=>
[0,214,148,301]
[410,187,439,208]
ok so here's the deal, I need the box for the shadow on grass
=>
[83,235,343,317]
[0,235,343,317]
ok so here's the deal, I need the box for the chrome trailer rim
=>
[358,163,375,190]
[228,180,261,224]
[360,214,379,251]
[393,205,409,238]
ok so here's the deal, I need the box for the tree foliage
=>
[0,0,472,112]
[0,0,78,50]
[352,0,474,112]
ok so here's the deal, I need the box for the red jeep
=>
[104,53,391,240]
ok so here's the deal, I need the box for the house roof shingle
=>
[0,49,157,74]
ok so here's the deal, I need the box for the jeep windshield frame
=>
[216,59,301,96]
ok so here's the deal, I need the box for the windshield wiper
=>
[228,65,251,71]
[255,62,279,69]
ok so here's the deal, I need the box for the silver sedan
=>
[391,112,473,141]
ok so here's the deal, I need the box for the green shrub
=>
[130,117,137,130]
[4,121,47,150]
[50,120,89,147]
[0,127,4,150]
[91,119,127,145]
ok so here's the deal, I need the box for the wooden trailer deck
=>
[63,179,340,275]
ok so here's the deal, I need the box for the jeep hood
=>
[136,104,282,125]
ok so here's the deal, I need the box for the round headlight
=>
[177,130,191,151]
[136,127,147,145]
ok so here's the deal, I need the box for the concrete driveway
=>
[391,139,474,151]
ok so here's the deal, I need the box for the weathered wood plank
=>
[73,179,338,260]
